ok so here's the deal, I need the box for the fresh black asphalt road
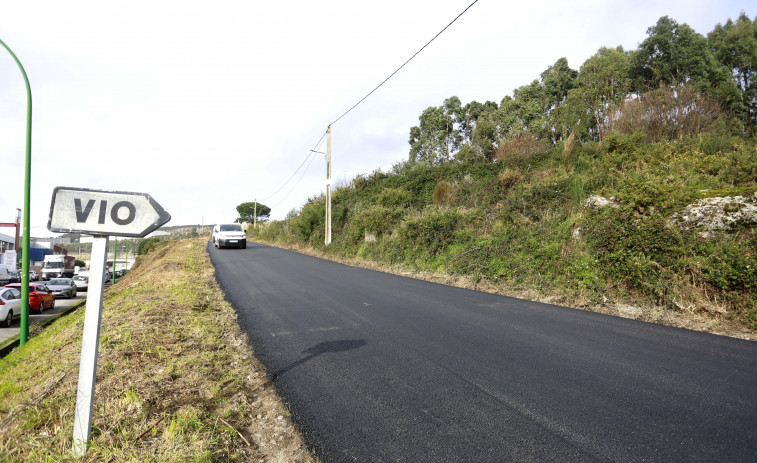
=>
[209,241,757,462]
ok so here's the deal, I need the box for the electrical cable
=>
[329,0,479,126]
[258,131,327,202]
[269,144,321,209]
[258,0,479,205]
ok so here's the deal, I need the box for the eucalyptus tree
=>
[709,13,757,130]
[469,109,500,161]
[629,16,746,134]
[496,96,519,138]
[458,100,497,142]
[455,100,499,162]
[540,57,579,141]
[630,15,738,101]
[567,47,631,140]
[409,97,463,165]
[512,80,549,138]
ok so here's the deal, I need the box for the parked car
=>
[0,286,22,327]
[29,270,39,281]
[0,267,11,286]
[72,275,89,291]
[4,282,55,312]
[47,278,77,298]
[212,223,247,249]
[8,271,20,284]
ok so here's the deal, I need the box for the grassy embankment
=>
[257,133,757,339]
[0,237,314,462]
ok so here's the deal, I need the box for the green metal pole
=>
[0,38,32,346]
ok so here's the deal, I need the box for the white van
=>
[212,223,247,249]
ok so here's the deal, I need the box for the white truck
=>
[42,254,76,279]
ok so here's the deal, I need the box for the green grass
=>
[0,238,315,462]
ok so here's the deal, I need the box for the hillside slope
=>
[257,135,756,339]
[257,13,757,338]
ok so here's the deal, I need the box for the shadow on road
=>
[272,339,367,380]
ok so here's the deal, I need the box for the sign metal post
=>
[72,235,108,457]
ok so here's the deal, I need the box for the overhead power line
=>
[258,132,327,202]
[329,0,480,126]
[269,146,321,209]
[260,0,479,204]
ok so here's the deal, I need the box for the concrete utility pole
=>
[325,125,332,245]
[254,198,257,230]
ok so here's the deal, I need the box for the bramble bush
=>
[295,199,325,244]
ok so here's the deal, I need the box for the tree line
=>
[409,14,757,165]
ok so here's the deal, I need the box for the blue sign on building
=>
[20,247,51,262]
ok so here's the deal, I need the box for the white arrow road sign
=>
[54,187,171,456]
[48,187,171,237]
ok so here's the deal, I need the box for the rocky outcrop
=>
[669,192,757,238]
[583,194,620,209]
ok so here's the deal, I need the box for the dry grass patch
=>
[0,237,315,462]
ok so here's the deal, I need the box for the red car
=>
[4,282,56,312]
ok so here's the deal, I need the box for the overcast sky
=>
[1,0,754,237]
